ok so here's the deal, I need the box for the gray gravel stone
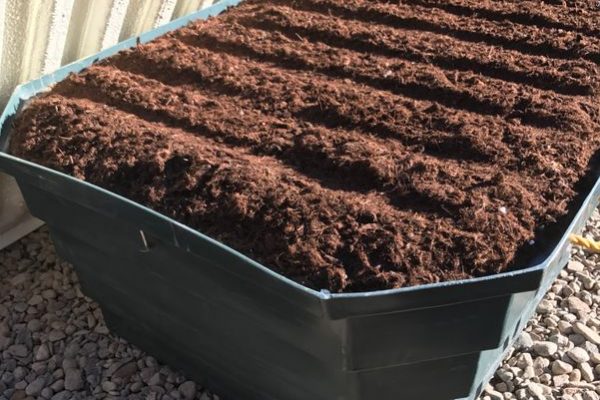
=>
[533,341,557,357]
[28,295,43,306]
[553,373,570,386]
[573,322,600,345]
[26,320,41,333]
[10,273,30,287]
[536,300,554,314]
[101,380,116,392]
[50,379,64,392]
[113,361,137,379]
[568,347,591,363]
[580,362,595,382]
[47,330,64,342]
[25,377,45,396]
[148,372,163,386]
[567,297,591,314]
[584,391,600,400]
[63,369,83,391]
[50,391,72,400]
[516,332,533,349]
[179,381,197,400]
[496,369,513,382]
[570,368,582,383]
[570,333,587,346]
[40,387,53,399]
[526,382,545,399]
[14,381,26,390]
[7,345,28,358]
[130,381,143,393]
[552,360,573,375]
[0,336,9,351]
[34,344,49,361]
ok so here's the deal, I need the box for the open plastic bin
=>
[1,1,599,399]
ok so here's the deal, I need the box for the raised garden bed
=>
[1,0,600,399]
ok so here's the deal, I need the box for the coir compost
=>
[9,0,600,292]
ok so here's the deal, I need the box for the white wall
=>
[0,0,217,248]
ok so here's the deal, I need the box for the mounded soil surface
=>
[9,0,600,293]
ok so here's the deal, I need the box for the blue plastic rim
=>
[1,2,599,399]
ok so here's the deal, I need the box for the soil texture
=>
[9,0,600,292]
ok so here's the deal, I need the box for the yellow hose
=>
[569,234,600,253]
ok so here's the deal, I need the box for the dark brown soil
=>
[9,0,600,292]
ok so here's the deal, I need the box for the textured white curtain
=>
[0,0,217,248]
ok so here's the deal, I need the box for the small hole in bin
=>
[139,230,152,252]
[513,318,522,337]
[503,336,510,350]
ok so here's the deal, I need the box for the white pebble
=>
[568,347,591,363]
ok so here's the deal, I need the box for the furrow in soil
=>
[12,95,533,292]
[399,0,600,37]
[264,0,600,80]
[58,64,561,230]
[178,17,597,132]
[236,0,600,95]
[107,38,595,188]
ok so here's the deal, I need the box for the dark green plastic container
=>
[1,2,598,399]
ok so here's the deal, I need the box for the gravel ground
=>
[480,210,600,400]
[0,228,216,400]
[1,211,600,400]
